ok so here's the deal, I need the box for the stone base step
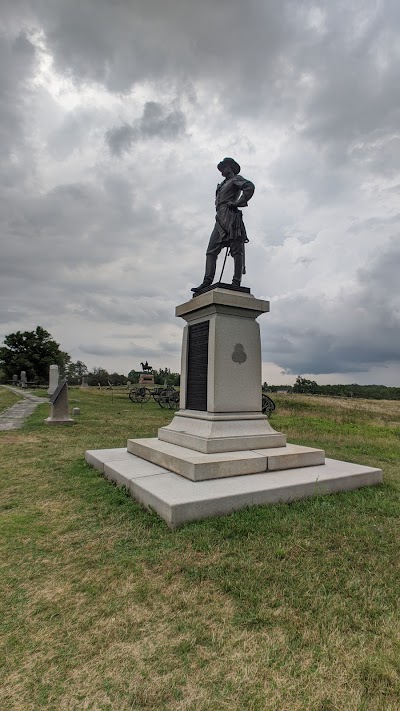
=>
[158,409,286,453]
[126,438,325,481]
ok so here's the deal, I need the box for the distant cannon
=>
[128,385,179,409]
[262,393,275,417]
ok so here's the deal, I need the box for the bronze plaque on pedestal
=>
[186,321,209,411]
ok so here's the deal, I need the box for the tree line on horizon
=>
[0,327,180,387]
[0,327,398,399]
[264,376,400,401]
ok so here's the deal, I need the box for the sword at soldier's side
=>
[218,245,230,282]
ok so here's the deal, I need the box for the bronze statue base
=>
[191,281,251,298]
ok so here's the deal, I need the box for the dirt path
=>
[0,386,48,431]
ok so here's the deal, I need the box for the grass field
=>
[0,387,399,710]
[0,387,23,414]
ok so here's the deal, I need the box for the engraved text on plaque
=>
[186,321,209,411]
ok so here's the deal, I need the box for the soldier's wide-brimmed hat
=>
[217,157,241,175]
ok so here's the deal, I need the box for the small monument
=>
[80,376,89,389]
[20,371,27,388]
[45,378,74,425]
[139,361,154,387]
[139,373,155,386]
[48,364,59,395]
[12,374,18,384]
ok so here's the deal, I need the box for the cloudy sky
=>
[1,0,400,385]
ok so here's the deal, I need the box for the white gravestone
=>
[20,371,27,388]
[44,378,74,425]
[80,376,89,389]
[48,364,59,395]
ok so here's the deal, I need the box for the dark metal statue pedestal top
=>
[192,282,251,298]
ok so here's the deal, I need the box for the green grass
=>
[0,389,399,710]
[0,386,23,414]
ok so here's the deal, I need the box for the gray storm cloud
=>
[106,101,187,155]
[1,0,400,382]
[265,238,400,375]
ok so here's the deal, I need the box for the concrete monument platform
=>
[85,447,383,528]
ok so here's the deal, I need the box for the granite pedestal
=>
[139,373,155,387]
[158,289,286,455]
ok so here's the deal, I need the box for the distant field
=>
[0,389,399,710]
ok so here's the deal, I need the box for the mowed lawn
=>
[0,387,24,414]
[0,387,399,710]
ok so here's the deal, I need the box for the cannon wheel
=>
[158,387,178,409]
[158,388,170,409]
[151,387,164,404]
[165,390,180,409]
[262,394,276,417]
[129,387,151,403]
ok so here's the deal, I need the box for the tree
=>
[293,375,319,394]
[109,372,128,385]
[0,326,69,382]
[153,367,180,386]
[87,367,110,387]
[66,360,88,384]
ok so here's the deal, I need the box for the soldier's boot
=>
[191,254,217,292]
[231,254,243,287]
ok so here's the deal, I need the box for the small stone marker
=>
[48,364,59,395]
[44,378,74,425]
[80,376,89,389]
[12,374,18,383]
[20,371,27,388]
[72,407,80,415]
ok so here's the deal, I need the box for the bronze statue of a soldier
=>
[192,158,255,293]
